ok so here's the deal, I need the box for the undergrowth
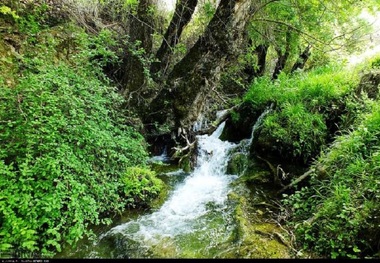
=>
[244,64,360,163]
[0,17,162,256]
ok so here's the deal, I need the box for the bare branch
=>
[252,18,328,45]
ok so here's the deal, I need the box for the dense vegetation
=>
[1,0,380,259]
[280,60,380,258]
[0,3,162,256]
[243,59,380,258]
[244,65,360,164]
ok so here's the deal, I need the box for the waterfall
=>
[149,146,170,163]
[238,105,273,153]
[97,121,237,258]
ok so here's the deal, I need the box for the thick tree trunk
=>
[145,0,256,134]
[120,0,153,103]
[150,0,198,80]
[291,45,311,73]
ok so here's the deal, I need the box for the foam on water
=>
[102,122,237,247]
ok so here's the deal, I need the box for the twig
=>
[277,168,315,195]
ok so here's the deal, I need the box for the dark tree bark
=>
[120,0,153,102]
[291,45,311,73]
[150,0,198,80]
[244,42,269,83]
[254,44,269,77]
[145,0,256,134]
[272,29,291,80]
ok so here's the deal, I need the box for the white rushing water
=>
[55,108,274,258]
[148,146,170,163]
[99,122,238,257]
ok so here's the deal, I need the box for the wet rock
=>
[227,152,248,175]
[226,191,291,258]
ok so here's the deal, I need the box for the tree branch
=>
[150,0,198,78]
[277,168,315,195]
[252,18,328,46]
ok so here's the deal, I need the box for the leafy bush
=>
[0,5,19,20]
[244,64,359,163]
[368,54,380,69]
[284,101,380,258]
[0,24,162,256]
[261,103,327,162]
[122,167,163,207]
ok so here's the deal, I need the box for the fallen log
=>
[196,104,241,135]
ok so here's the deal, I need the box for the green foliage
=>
[283,101,380,258]
[202,1,216,19]
[247,0,373,74]
[123,0,139,13]
[369,54,380,69]
[127,39,156,82]
[244,64,359,163]
[0,23,162,256]
[0,5,19,20]
[82,28,121,70]
[262,103,327,162]
[15,3,50,35]
[122,167,163,207]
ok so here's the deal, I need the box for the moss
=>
[149,236,178,258]
[148,181,169,210]
[148,162,180,209]
[0,32,21,86]
[227,188,291,259]
[227,152,248,175]
[237,159,273,185]
[179,155,192,173]
[150,162,179,175]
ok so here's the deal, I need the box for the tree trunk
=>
[120,0,154,104]
[145,0,256,134]
[255,44,269,77]
[291,45,311,73]
[272,29,291,80]
[244,43,269,83]
[150,0,198,80]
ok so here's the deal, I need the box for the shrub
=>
[244,64,359,163]
[284,101,380,258]
[0,25,162,256]
[261,103,327,163]
[122,167,163,207]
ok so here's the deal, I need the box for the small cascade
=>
[238,105,273,153]
[192,114,208,132]
[96,121,237,258]
[149,146,170,163]
[57,107,275,259]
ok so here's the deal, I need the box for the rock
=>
[355,70,380,100]
[227,152,248,175]
[225,191,291,258]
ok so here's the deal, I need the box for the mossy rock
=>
[148,236,178,258]
[238,160,273,185]
[150,162,179,176]
[355,70,380,100]
[226,191,291,259]
[148,182,170,210]
[221,102,263,143]
[179,156,192,173]
[227,152,248,175]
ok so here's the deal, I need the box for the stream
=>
[56,110,286,259]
